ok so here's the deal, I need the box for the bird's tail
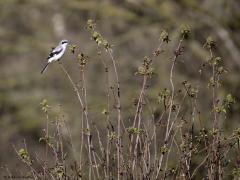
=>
[41,63,50,74]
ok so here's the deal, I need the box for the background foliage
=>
[0,0,240,179]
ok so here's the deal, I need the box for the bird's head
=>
[60,39,69,45]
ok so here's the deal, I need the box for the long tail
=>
[41,63,50,74]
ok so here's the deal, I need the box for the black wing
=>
[47,47,63,59]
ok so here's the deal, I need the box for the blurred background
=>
[0,0,239,176]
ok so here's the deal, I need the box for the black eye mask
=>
[62,41,68,44]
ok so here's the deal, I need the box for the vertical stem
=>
[209,48,221,179]
[44,112,49,180]
[107,49,122,179]
[79,105,84,174]
[210,49,218,130]
[104,62,111,178]
[81,67,96,179]
[130,42,163,175]
[59,63,93,179]
[132,75,147,172]
[156,38,183,179]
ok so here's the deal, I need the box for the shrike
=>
[41,39,69,74]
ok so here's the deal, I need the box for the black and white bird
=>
[41,39,69,74]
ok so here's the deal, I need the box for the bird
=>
[41,39,69,74]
